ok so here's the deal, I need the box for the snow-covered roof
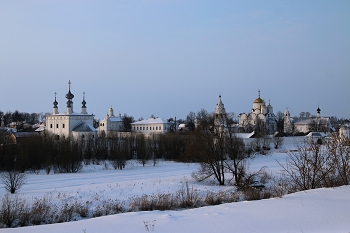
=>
[236,132,255,138]
[48,113,94,116]
[35,126,46,132]
[294,117,330,125]
[72,121,97,132]
[131,118,169,125]
[109,117,122,122]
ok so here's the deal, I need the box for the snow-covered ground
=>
[1,137,350,232]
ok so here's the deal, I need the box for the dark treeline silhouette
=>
[0,131,196,173]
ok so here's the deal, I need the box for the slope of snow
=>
[5,186,350,233]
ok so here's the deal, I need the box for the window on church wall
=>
[56,124,58,128]
[159,126,161,130]
[82,135,85,139]
[156,126,158,130]
[50,124,53,128]
[63,124,65,128]
[147,127,148,130]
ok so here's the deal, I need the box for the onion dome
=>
[253,89,264,103]
[53,92,58,108]
[65,80,74,99]
[82,92,86,108]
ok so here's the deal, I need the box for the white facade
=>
[131,117,170,135]
[238,90,276,133]
[339,124,350,140]
[284,106,333,134]
[98,107,123,136]
[46,81,97,139]
[214,95,227,134]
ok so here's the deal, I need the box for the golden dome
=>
[253,97,264,103]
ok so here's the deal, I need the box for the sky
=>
[1,0,350,121]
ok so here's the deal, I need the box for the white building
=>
[46,81,97,140]
[238,90,276,133]
[131,117,170,135]
[98,107,123,136]
[214,95,227,134]
[284,106,333,134]
[339,124,350,140]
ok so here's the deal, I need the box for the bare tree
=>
[276,111,284,133]
[325,134,350,186]
[277,140,333,190]
[272,134,284,149]
[1,171,27,194]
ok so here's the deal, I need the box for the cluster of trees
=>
[0,110,47,128]
[279,135,350,191]
[0,131,195,174]
[184,112,269,187]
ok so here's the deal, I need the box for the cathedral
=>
[46,81,97,139]
[238,90,277,133]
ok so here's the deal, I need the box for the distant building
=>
[284,105,334,134]
[238,90,276,134]
[214,95,227,134]
[46,81,97,140]
[98,107,123,136]
[339,124,350,140]
[131,117,170,135]
[7,132,40,145]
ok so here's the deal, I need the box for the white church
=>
[238,90,277,133]
[284,106,334,134]
[46,81,97,139]
[97,107,123,136]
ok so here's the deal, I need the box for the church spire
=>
[52,92,59,114]
[66,80,74,114]
[81,91,87,114]
[316,103,321,117]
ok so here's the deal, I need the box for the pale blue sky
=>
[1,0,349,120]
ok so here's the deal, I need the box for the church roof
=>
[131,117,169,125]
[215,95,226,114]
[109,117,122,122]
[253,90,264,103]
[72,121,97,132]
[253,97,264,103]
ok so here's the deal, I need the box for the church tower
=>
[65,80,74,114]
[52,92,59,114]
[316,104,321,118]
[252,90,265,114]
[284,108,291,133]
[214,95,226,134]
[81,92,87,114]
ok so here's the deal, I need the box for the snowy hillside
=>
[1,138,350,232]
